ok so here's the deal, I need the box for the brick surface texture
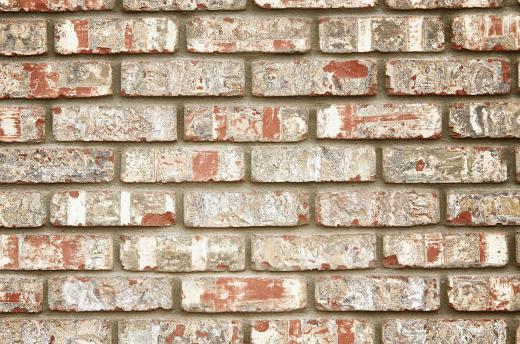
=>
[0,0,519,342]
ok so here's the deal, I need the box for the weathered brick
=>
[0,192,46,228]
[0,234,112,270]
[252,234,377,271]
[315,276,440,311]
[121,60,244,96]
[251,319,374,344]
[383,232,508,268]
[252,146,376,182]
[516,148,520,181]
[0,106,45,142]
[119,320,242,344]
[448,276,520,311]
[0,277,42,313]
[315,190,439,227]
[319,16,444,53]
[317,103,441,139]
[0,148,114,183]
[123,0,246,10]
[447,191,520,226]
[187,17,310,53]
[255,0,375,8]
[48,276,173,311]
[50,190,175,226]
[52,105,177,142]
[0,0,114,11]
[184,191,309,227]
[122,147,244,182]
[253,59,376,96]
[0,20,47,55]
[452,15,520,51]
[120,234,245,271]
[182,277,306,312]
[383,320,507,344]
[0,62,112,98]
[184,105,308,142]
[386,59,510,95]
[386,0,502,8]
[0,320,111,344]
[517,234,520,265]
[55,18,177,54]
[383,146,507,183]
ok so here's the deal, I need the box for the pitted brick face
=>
[0,277,43,313]
[0,106,45,142]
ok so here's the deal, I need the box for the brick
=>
[187,17,311,53]
[255,0,375,8]
[0,277,42,313]
[184,105,308,142]
[253,59,376,96]
[55,17,177,54]
[0,0,114,11]
[119,320,242,344]
[184,191,309,227]
[315,190,439,227]
[48,276,173,311]
[0,20,47,55]
[0,106,45,142]
[120,234,245,271]
[516,148,520,181]
[386,59,510,96]
[0,234,112,270]
[0,148,114,184]
[450,101,520,138]
[0,320,111,344]
[121,60,244,96]
[317,103,441,139]
[386,0,502,8]
[383,320,507,344]
[252,234,377,271]
[252,146,376,182]
[52,105,177,142]
[383,146,507,183]
[315,276,440,311]
[319,16,444,53]
[50,190,175,226]
[123,0,246,10]
[383,232,508,268]
[452,15,520,51]
[0,192,46,228]
[0,62,112,98]
[251,319,374,344]
[517,234,520,265]
[447,191,520,226]
[182,277,306,312]
[448,276,520,311]
[122,147,244,183]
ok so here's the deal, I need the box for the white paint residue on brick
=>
[67,192,86,226]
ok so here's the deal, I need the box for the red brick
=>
[0,106,45,142]
[123,0,246,10]
[0,20,47,55]
[452,15,520,51]
[386,0,503,8]
[0,192,46,228]
[0,277,42,313]
[0,0,114,11]
[255,0,375,8]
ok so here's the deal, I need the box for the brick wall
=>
[0,0,519,342]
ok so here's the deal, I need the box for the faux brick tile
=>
[252,146,376,182]
[123,0,246,10]
[386,0,502,8]
[317,103,441,139]
[386,59,511,96]
[0,234,112,270]
[0,62,112,98]
[316,276,440,311]
[255,0,375,8]
[52,105,177,142]
[251,319,375,344]
[0,277,42,313]
[253,59,377,96]
[383,146,507,183]
[0,0,114,11]
[48,276,173,312]
[383,232,508,268]
[121,60,244,96]
[182,277,306,312]
[50,190,175,226]
[315,190,439,227]
[0,148,114,184]
[452,15,520,51]
[55,18,178,54]
[0,20,47,55]
[184,105,308,142]
[120,234,245,271]
[187,17,311,53]
[0,192,46,228]
[252,234,377,271]
[122,147,244,182]
[319,16,444,53]
[448,276,520,311]
[0,106,45,142]
[184,191,309,227]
